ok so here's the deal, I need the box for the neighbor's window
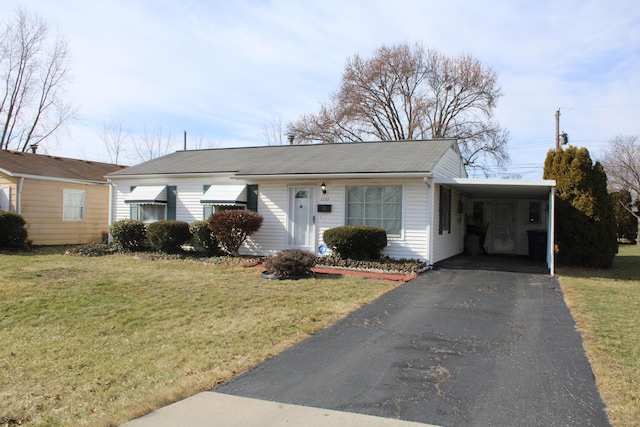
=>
[439,186,451,234]
[346,185,402,236]
[529,202,541,224]
[131,204,166,223]
[63,189,85,221]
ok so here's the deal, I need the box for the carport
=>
[435,178,556,275]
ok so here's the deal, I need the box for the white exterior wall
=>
[432,145,468,179]
[245,178,432,260]
[111,176,250,223]
[243,181,287,256]
[110,176,435,261]
[432,186,464,263]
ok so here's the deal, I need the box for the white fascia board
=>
[435,177,556,187]
[105,172,235,181]
[3,172,107,185]
[231,172,432,180]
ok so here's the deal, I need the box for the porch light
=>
[321,182,327,194]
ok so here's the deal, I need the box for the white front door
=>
[493,201,516,253]
[288,186,315,249]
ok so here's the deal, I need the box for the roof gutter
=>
[4,172,108,185]
[230,172,433,180]
[105,172,235,180]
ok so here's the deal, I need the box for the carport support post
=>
[548,187,555,275]
[425,175,435,268]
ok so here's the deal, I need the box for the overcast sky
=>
[4,0,639,178]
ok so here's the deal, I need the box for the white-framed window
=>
[131,204,166,223]
[0,186,10,211]
[346,185,402,236]
[63,189,86,221]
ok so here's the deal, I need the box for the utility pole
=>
[555,109,568,150]
[555,109,560,150]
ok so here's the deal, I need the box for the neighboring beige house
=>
[0,150,125,245]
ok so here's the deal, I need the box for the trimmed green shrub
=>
[190,220,221,255]
[146,220,192,253]
[109,219,147,251]
[207,209,263,256]
[0,211,29,249]
[543,146,618,267]
[323,225,387,260]
[264,249,316,277]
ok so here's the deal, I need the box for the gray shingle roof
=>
[107,139,458,177]
[0,150,125,182]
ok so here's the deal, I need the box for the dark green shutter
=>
[129,186,138,219]
[247,184,258,212]
[166,185,177,220]
[438,186,443,235]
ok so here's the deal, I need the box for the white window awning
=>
[200,185,247,206]
[125,186,167,204]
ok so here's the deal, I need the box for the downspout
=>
[17,176,24,214]
[548,187,555,275]
[107,180,114,244]
[424,175,435,268]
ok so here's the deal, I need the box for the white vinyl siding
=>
[432,186,463,263]
[432,144,468,178]
[110,178,434,261]
[243,182,287,256]
[63,189,86,221]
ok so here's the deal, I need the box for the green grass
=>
[557,244,640,427]
[0,248,399,427]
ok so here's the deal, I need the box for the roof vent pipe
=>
[287,134,294,145]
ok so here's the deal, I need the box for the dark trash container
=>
[527,230,547,262]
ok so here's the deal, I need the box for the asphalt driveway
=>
[215,268,609,426]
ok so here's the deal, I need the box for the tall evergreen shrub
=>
[543,146,617,267]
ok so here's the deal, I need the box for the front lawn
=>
[557,244,640,427]
[0,248,399,427]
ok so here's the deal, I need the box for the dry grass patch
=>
[0,248,399,426]
[557,244,640,427]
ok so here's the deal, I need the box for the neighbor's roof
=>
[107,139,459,178]
[0,150,126,183]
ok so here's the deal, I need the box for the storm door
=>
[492,201,516,253]
[288,186,315,249]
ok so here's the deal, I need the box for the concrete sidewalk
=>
[122,392,439,427]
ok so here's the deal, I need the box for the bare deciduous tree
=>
[0,8,76,152]
[99,115,129,164]
[260,114,290,145]
[600,134,640,242]
[287,43,509,173]
[132,124,175,162]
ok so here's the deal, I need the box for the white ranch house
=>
[106,139,556,273]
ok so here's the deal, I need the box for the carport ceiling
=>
[435,178,555,199]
